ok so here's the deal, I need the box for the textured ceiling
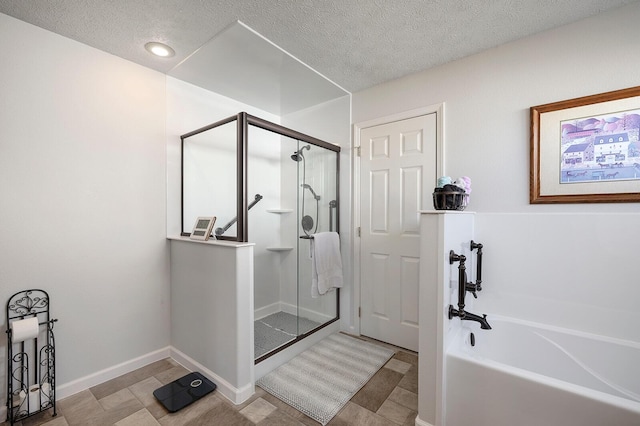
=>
[0,0,636,92]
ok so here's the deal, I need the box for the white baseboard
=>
[254,302,281,320]
[255,302,333,324]
[52,346,253,407]
[279,302,333,324]
[415,415,435,426]
[169,346,254,405]
[56,346,171,400]
[279,302,297,316]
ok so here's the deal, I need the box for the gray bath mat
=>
[256,332,395,425]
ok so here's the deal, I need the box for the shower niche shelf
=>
[266,209,293,214]
[266,209,293,251]
[266,246,294,252]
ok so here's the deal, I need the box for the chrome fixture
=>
[301,183,320,200]
[214,193,263,237]
[290,144,310,161]
[291,145,320,236]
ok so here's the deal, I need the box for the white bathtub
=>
[445,316,640,426]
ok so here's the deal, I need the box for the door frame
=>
[352,103,445,337]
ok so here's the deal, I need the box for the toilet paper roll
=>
[27,383,50,414]
[28,384,39,414]
[13,390,26,409]
[13,383,51,415]
[10,317,40,343]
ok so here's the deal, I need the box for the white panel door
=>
[360,114,437,351]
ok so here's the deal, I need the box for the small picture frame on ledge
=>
[190,217,216,241]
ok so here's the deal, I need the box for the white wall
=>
[353,2,640,342]
[418,212,475,426]
[0,12,170,401]
[166,77,284,314]
[170,239,254,403]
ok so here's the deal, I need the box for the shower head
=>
[290,145,311,161]
[302,183,321,200]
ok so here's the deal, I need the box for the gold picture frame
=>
[531,86,640,203]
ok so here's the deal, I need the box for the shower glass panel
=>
[248,124,339,361]
[182,117,238,240]
[248,125,300,359]
[181,113,340,362]
[296,143,338,340]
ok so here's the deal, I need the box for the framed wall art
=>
[531,86,640,203]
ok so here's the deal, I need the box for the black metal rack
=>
[5,289,57,424]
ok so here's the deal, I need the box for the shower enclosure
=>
[181,112,340,362]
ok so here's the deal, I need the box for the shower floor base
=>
[255,311,321,359]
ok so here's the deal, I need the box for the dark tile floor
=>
[3,337,418,426]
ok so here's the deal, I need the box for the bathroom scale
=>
[153,372,216,413]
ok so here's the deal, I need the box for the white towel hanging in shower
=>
[311,232,343,297]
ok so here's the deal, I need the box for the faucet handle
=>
[465,282,478,298]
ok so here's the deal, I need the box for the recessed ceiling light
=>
[145,42,175,58]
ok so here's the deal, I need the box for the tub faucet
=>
[448,306,492,329]
[449,249,492,330]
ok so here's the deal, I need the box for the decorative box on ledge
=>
[432,191,469,211]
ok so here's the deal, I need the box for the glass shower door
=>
[246,119,340,362]
[296,142,338,338]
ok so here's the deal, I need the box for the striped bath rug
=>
[256,332,395,425]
